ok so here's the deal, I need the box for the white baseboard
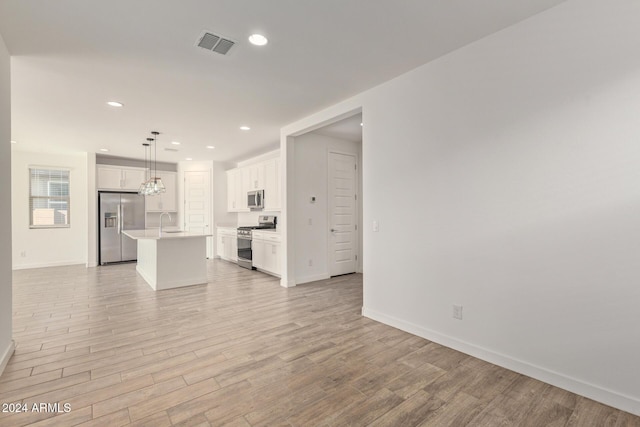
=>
[13,260,86,270]
[86,261,98,268]
[280,278,296,288]
[0,340,15,377]
[362,307,640,416]
[295,273,331,285]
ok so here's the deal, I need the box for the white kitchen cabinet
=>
[96,166,122,190]
[252,239,265,270]
[263,158,280,211]
[122,168,147,190]
[226,158,281,213]
[226,169,238,211]
[230,234,237,261]
[248,163,265,190]
[97,165,147,191]
[226,168,249,213]
[216,233,224,259]
[252,231,281,276]
[216,227,238,262]
[145,171,177,212]
[239,167,251,210]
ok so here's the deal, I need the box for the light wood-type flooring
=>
[1,260,639,426]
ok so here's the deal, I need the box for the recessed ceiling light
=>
[240,126,251,131]
[171,141,181,145]
[248,34,268,46]
[100,148,109,152]
[360,122,363,126]
[206,145,215,149]
[10,140,16,144]
[185,158,193,161]
[106,101,123,107]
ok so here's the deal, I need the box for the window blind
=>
[29,168,70,228]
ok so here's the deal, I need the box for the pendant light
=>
[149,131,166,194]
[138,142,150,195]
[138,131,165,196]
[144,137,155,195]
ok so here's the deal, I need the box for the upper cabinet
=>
[97,166,146,191]
[97,166,177,212]
[263,158,280,211]
[226,168,243,212]
[226,158,281,212]
[248,163,265,190]
[145,171,177,212]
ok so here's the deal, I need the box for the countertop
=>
[123,229,213,240]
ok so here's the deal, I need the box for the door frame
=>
[280,104,363,287]
[327,149,360,277]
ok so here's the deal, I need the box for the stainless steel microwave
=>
[247,190,264,210]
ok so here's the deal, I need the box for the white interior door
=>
[328,152,357,276]
[184,171,212,258]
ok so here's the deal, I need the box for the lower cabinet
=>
[252,231,281,276]
[216,227,237,262]
[216,228,280,276]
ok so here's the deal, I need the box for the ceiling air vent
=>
[164,147,179,152]
[196,31,235,55]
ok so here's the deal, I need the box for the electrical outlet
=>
[453,304,463,320]
[372,220,379,232]
[308,218,312,225]
[308,259,313,267]
[20,251,26,258]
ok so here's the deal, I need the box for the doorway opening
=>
[287,112,363,284]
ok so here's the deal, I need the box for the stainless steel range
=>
[237,216,277,269]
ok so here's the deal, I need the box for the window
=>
[29,168,70,228]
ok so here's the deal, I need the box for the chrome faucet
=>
[159,212,172,235]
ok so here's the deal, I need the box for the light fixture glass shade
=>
[152,177,166,193]
[141,132,164,196]
[145,180,155,195]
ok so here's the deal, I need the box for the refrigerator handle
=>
[117,204,121,234]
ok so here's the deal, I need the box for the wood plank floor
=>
[1,260,638,426]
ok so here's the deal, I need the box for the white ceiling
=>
[313,114,363,143]
[0,0,565,163]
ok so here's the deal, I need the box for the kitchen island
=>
[123,230,211,291]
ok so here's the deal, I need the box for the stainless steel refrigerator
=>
[99,192,145,265]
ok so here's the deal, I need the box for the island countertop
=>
[123,230,213,240]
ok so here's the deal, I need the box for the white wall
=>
[236,150,279,168]
[293,133,361,283]
[237,210,280,227]
[281,0,640,415]
[0,32,14,375]
[213,161,236,228]
[11,150,89,269]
